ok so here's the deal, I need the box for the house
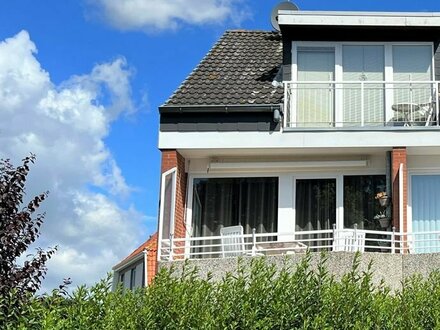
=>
[156,7,440,262]
[112,232,158,289]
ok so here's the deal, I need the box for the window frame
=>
[157,167,177,260]
[290,41,435,126]
[129,267,136,290]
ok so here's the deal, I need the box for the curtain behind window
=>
[191,177,278,257]
[343,175,386,230]
[295,179,336,249]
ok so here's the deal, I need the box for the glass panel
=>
[297,47,335,127]
[295,179,336,249]
[392,46,433,125]
[344,175,387,251]
[343,175,386,229]
[412,175,440,253]
[191,177,278,258]
[161,171,175,240]
[343,45,385,126]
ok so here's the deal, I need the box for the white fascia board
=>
[158,131,440,150]
[112,252,145,272]
[278,10,440,27]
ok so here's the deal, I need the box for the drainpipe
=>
[143,248,148,287]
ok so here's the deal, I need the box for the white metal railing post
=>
[434,83,440,126]
[391,226,396,254]
[251,228,257,257]
[169,233,174,261]
[353,223,358,251]
[332,223,337,250]
[283,83,288,128]
[360,82,365,127]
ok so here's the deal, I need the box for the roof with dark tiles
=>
[162,30,283,108]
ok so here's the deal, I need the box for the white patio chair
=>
[220,225,246,258]
[333,230,366,252]
[220,225,263,258]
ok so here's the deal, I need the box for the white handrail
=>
[160,228,440,261]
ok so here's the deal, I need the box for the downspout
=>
[143,248,148,287]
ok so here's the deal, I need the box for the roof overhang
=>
[112,251,145,272]
[278,11,440,28]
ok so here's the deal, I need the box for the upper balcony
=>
[284,80,440,129]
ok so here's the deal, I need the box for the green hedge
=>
[2,253,440,329]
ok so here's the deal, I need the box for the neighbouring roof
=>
[113,232,158,271]
[162,30,284,109]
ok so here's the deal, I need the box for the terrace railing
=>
[159,226,440,261]
[284,81,439,129]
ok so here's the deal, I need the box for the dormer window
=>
[287,42,435,128]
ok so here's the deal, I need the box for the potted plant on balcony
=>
[375,191,390,207]
[374,211,391,228]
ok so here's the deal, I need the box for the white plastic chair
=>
[333,230,366,252]
[220,225,246,258]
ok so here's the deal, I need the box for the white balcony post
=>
[391,226,396,254]
[360,82,365,127]
[169,233,174,261]
[434,83,440,126]
[354,223,358,250]
[251,228,257,256]
[283,83,288,128]
[332,223,337,250]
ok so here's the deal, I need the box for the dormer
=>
[277,10,440,128]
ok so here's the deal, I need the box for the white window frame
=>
[290,41,435,126]
[157,167,177,260]
[185,169,386,250]
[407,169,440,236]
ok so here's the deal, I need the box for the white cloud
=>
[0,30,150,290]
[88,0,248,32]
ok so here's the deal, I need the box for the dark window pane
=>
[343,175,386,230]
[295,179,336,249]
[191,177,278,257]
[162,172,175,239]
[130,268,136,290]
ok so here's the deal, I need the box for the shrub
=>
[2,253,440,329]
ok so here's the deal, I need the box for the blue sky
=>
[0,0,439,290]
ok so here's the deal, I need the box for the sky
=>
[1,0,439,291]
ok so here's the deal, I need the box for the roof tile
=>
[163,30,283,107]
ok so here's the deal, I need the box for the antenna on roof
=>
[271,1,299,31]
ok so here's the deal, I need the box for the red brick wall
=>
[146,248,157,285]
[391,147,407,232]
[160,150,187,258]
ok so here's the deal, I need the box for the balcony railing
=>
[159,226,440,261]
[284,81,440,128]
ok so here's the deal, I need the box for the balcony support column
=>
[391,147,408,252]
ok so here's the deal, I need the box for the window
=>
[159,168,176,242]
[295,178,336,249]
[343,175,386,230]
[191,177,278,257]
[192,177,278,237]
[292,42,434,127]
[130,268,136,290]
[120,273,125,287]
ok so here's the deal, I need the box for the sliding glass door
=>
[191,177,278,257]
[297,47,335,127]
[342,45,385,126]
[295,178,336,248]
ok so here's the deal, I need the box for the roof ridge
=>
[225,29,278,33]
